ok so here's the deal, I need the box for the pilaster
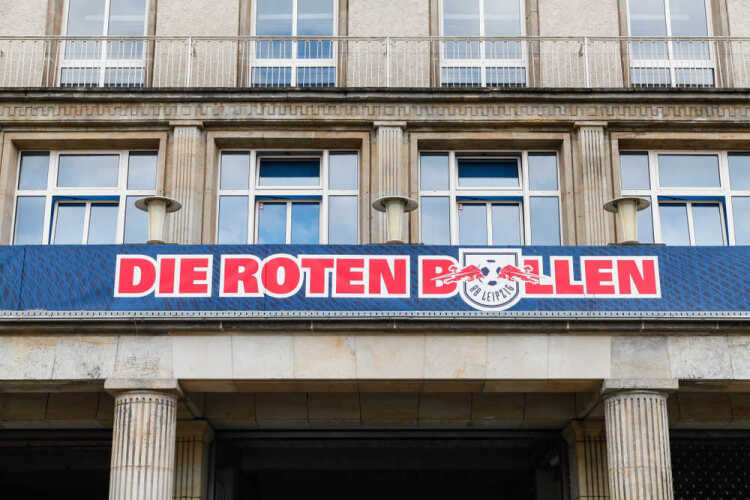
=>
[174,421,215,500]
[564,420,609,500]
[165,121,205,244]
[574,122,614,245]
[603,384,675,500]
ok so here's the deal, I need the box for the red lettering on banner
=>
[178,256,212,296]
[523,257,554,295]
[156,256,176,296]
[115,255,157,297]
[553,258,584,295]
[220,256,262,297]
[262,255,302,297]
[335,258,366,296]
[618,258,659,296]
[368,257,408,296]
[584,259,616,295]
[300,256,335,296]
[418,257,459,297]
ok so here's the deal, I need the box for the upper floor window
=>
[62,0,148,87]
[419,152,561,245]
[627,0,714,87]
[619,151,750,245]
[12,151,156,245]
[252,0,336,87]
[217,151,358,244]
[441,0,526,88]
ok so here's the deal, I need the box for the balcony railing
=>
[1,36,750,90]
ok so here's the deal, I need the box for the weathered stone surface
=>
[360,393,419,424]
[0,336,56,379]
[418,393,471,424]
[173,335,232,379]
[668,336,733,379]
[564,420,609,500]
[471,393,525,425]
[232,334,293,379]
[0,393,47,420]
[548,335,611,379]
[52,335,117,380]
[255,393,308,427]
[424,335,487,379]
[113,335,173,379]
[294,335,356,379]
[486,334,548,379]
[308,393,360,424]
[46,392,99,420]
[728,336,750,378]
[204,393,256,426]
[611,336,671,379]
[355,335,424,379]
[676,393,732,424]
[174,420,214,500]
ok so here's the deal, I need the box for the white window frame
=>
[60,0,149,87]
[657,199,727,246]
[254,199,321,244]
[626,0,715,88]
[216,150,359,244]
[618,150,750,245]
[250,0,339,87]
[457,200,524,245]
[11,150,157,245]
[50,199,119,244]
[418,151,562,245]
[439,0,527,87]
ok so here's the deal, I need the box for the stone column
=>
[371,121,417,243]
[574,122,614,245]
[174,421,215,500]
[603,389,674,500]
[109,390,178,500]
[165,121,205,244]
[564,420,609,500]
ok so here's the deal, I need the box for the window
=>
[217,151,358,244]
[61,0,147,88]
[440,0,526,88]
[627,0,714,87]
[251,0,336,87]
[12,151,157,245]
[419,152,561,245]
[618,151,750,245]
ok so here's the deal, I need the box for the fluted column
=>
[564,420,610,499]
[174,421,214,500]
[604,391,674,500]
[575,122,614,245]
[109,390,178,500]
[165,121,205,244]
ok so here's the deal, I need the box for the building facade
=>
[2,0,750,499]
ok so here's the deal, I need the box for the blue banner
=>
[0,244,748,319]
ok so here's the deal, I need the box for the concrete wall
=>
[348,0,430,36]
[0,0,47,36]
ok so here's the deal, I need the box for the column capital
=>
[169,120,204,129]
[104,378,184,398]
[601,378,678,398]
[373,120,407,129]
[574,121,608,128]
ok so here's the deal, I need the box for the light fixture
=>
[603,196,650,244]
[134,196,182,244]
[372,196,418,244]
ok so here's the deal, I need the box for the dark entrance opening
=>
[214,431,568,500]
[0,430,111,499]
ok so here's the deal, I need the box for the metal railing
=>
[1,36,749,89]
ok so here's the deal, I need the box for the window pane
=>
[658,154,720,187]
[13,196,46,245]
[733,197,750,245]
[291,202,320,244]
[660,204,690,245]
[53,204,86,244]
[459,204,488,245]
[458,159,519,188]
[58,154,119,188]
[729,154,750,190]
[65,0,105,59]
[443,0,480,59]
[124,195,148,243]
[328,196,358,244]
[629,0,667,36]
[692,204,724,246]
[421,197,450,245]
[297,0,333,59]
[530,197,561,245]
[441,67,481,86]
[257,202,287,244]
[329,153,358,190]
[485,0,522,35]
[620,153,650,190]
[258,159,320,187]
[107,0,146,58]
[18,152,50,190]
[638,204,654,244]
[256,0,293,59]
[491,204,521,245]
[420,154,450,191]
[251,67,292,86]
[87,204,118,244]
[297,67,335,86]
[669,0,708,36]
[127,152,157,190]
[220,153,251,190]
[528,153,558,191]
[218,196,249,244]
